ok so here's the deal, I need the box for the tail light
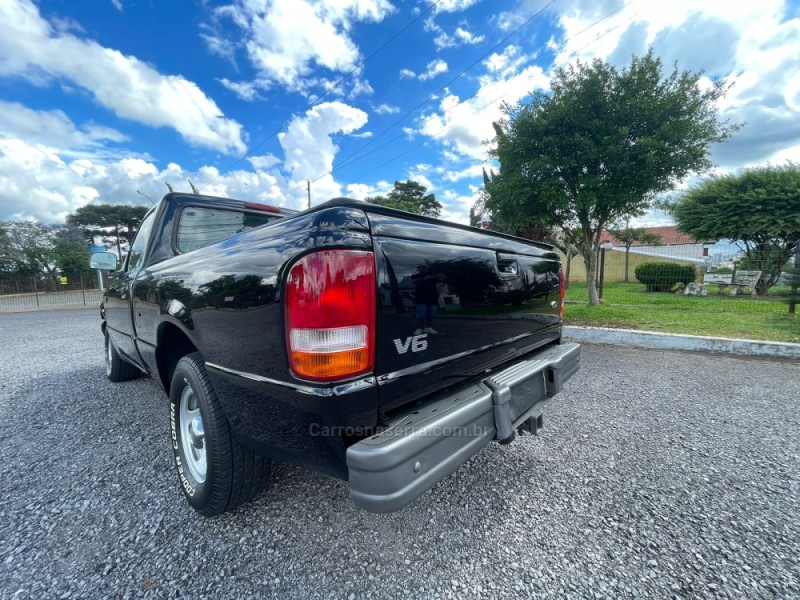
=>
[559,267,566,320]
[285,250,376,382]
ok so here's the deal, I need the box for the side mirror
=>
[90,252,118,270]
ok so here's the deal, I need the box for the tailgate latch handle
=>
[496,252,519,278]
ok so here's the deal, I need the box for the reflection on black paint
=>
[424,257,501,306]
[197,274,276,310]
[374,235,562,414]
[391,256,557,312]
[155,274,276,312]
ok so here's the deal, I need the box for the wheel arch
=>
[156,320,199,395]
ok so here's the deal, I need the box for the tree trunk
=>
[624,246,630,283]
[565,254,573,290]
[583,249,599,305]
[755,275,770,297]
[790,241,799,314]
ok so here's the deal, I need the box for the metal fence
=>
[0,271,102,310]
[562,249,798,313]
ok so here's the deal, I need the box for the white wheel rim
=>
[179,385,207,483]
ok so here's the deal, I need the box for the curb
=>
[563,326,800,360]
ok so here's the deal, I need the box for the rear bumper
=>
[346,342,580,512]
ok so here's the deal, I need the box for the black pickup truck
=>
[91,192,580,516]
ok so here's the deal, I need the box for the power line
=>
[316,4,639,204]
[341,89,509,189]
[325,0,635,179]
[199,0,444,192]
[310,0,560,185]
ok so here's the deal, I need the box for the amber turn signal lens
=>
[285,250,376,382]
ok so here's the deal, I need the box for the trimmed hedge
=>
[635,262,697,292]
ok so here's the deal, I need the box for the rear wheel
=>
[105,331,139,382]
[169,352,270,516]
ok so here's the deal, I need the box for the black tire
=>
[105,331,140,382]
[169,352,270,516]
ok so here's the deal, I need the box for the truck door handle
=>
[496,253,519,277]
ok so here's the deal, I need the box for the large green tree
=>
[0,221,88,280]
[0,221,59,279]
[0,223,20,273]
[66,204,149,260]
[366,180,443,218]
[672,164,800,295]
[485,50,738,304]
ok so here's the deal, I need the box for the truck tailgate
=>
[367,211,563,414]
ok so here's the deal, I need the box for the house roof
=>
[600,225,705,247]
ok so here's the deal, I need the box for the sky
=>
[1,0,799,226]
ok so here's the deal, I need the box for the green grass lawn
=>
[564,282,800,343]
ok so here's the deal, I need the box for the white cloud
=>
[0,133,307,223]
[483,45,531,78]
[454,26,484,44]
[110,0,123,10]
[0,97,373,221]
[209,0,394,96]
[247,154,281,170]
[425,10,486,51]
[0,101,128,156]
[433,31,457,50]
[200,29,238,67]
[0,0,245,154]
[436,187,481,225]
[443,163,485,182]
[374,103,401,115]
[218,78,261,101]
[419,59,449,81]
[406,171,434,192]
[434,0,480,13]
[418,65,550,159]
[345,180,391,200]
[278,101,369,201]
[399,58,447,81]
[425,15,484,50]
[50,16,85,34]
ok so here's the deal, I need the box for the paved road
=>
[1,310,798,599]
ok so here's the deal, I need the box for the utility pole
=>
[304,179,311,209]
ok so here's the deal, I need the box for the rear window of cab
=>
[176,206,277,253]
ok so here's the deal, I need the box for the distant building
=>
[599,225,741,266]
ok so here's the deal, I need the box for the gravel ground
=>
[1,309,798,599]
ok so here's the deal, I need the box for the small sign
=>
[59,276,68,285]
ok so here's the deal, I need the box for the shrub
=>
[635,262,697,292]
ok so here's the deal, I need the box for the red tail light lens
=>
[559,267,566,319]
[285,250,376,382]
